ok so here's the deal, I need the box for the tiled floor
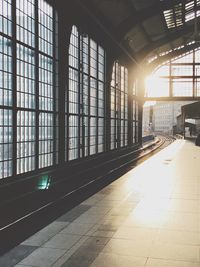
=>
[2,139,200,267]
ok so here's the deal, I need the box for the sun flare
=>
[145,73,169,97]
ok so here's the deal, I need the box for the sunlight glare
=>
[145,73,169,97]
[123,141,185,227]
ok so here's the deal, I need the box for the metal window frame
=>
[0,0,58,180]
[110,61,129,150]
[67,25,106,161]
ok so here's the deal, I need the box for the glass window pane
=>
[0,0,12,36]
[16,0,35,47]
[17,111,35,174]
[67,26,106,160]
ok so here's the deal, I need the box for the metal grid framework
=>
[66,25,106,161]
[132,100,139,144]
[110,62,129,150]
[0,0,58,179]
[147,48,200,98]
[162,0,200,29]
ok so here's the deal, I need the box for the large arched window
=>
[110,62,128,149]
[146,48,200,98]
[66,26,106,161]
[0,0,58,179]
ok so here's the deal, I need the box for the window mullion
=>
[53,9,57,165]
[87,43,90,157]
[12,0,17,176]
[35,0,39,171]
[96,45,99,154]
[78,32,81,159]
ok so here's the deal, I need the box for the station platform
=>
[1,139,200,267]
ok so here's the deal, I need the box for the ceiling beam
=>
[138,22,197,59]
[117,0,183,39]
[126,0,153,44]
[144,96,200,101]
[74,0,141,66]
[156,0,174,52]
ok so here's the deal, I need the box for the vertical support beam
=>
[12,0,17,176]
[193,50,195,98]
[128,68,135,146]
[138,101,144,146]
[137,74,145,146]
[35,0,39,170]
[87,37,91,157]
[53,9,58,166]
[105,55,114,152]
[117,63,121,149]
[58,6,72,164]
[183,113,186,139]
[96,45,99,154]
[169,60,172,98]
[79,34,83,158]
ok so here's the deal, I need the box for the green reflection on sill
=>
[38,174,51,190]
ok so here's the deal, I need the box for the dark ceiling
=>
[81,0,200,67]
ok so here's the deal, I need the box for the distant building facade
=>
[142,104,153,136]
[143,101,195,135]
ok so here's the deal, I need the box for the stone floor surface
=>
[1,140,200,267]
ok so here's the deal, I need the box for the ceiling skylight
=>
[163,0,200,29]
[163,3,183,29]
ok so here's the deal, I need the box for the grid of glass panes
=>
[133,79,137,97]
[16,0,35,47]
[0,0,12,36]
[17,111,35,174]
[110,62,128,150]
[0,36,12,107]
[39,112,54,168]
[120,67,124,147]
[134,101,139,144]
[38,0,53,56]
[0,0,57,179]
[171,51,194,97]
[89,40,105,155]
[67,25,105,160]
[54,42,59,164]
[195,50,200,96]
[90,77,97,155]
[110,64,116,150]
[0,109,12,178]
[89,40,97,155]
[38,0,56,168]
[39,55,53,111]
[0,3,12,178]
[16,44,35,109]
[68,26,79,160]
[82,77,89,158]
[196,78,200,96]
[133,100,136,144]
[148,49,200,98]
[172,79,193,97]
[132,80,139,145]
[171,65,193,76]
[122,68,128,146]
[82,38,90,157]
[98,55,105,153]
[16,43,36,174]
